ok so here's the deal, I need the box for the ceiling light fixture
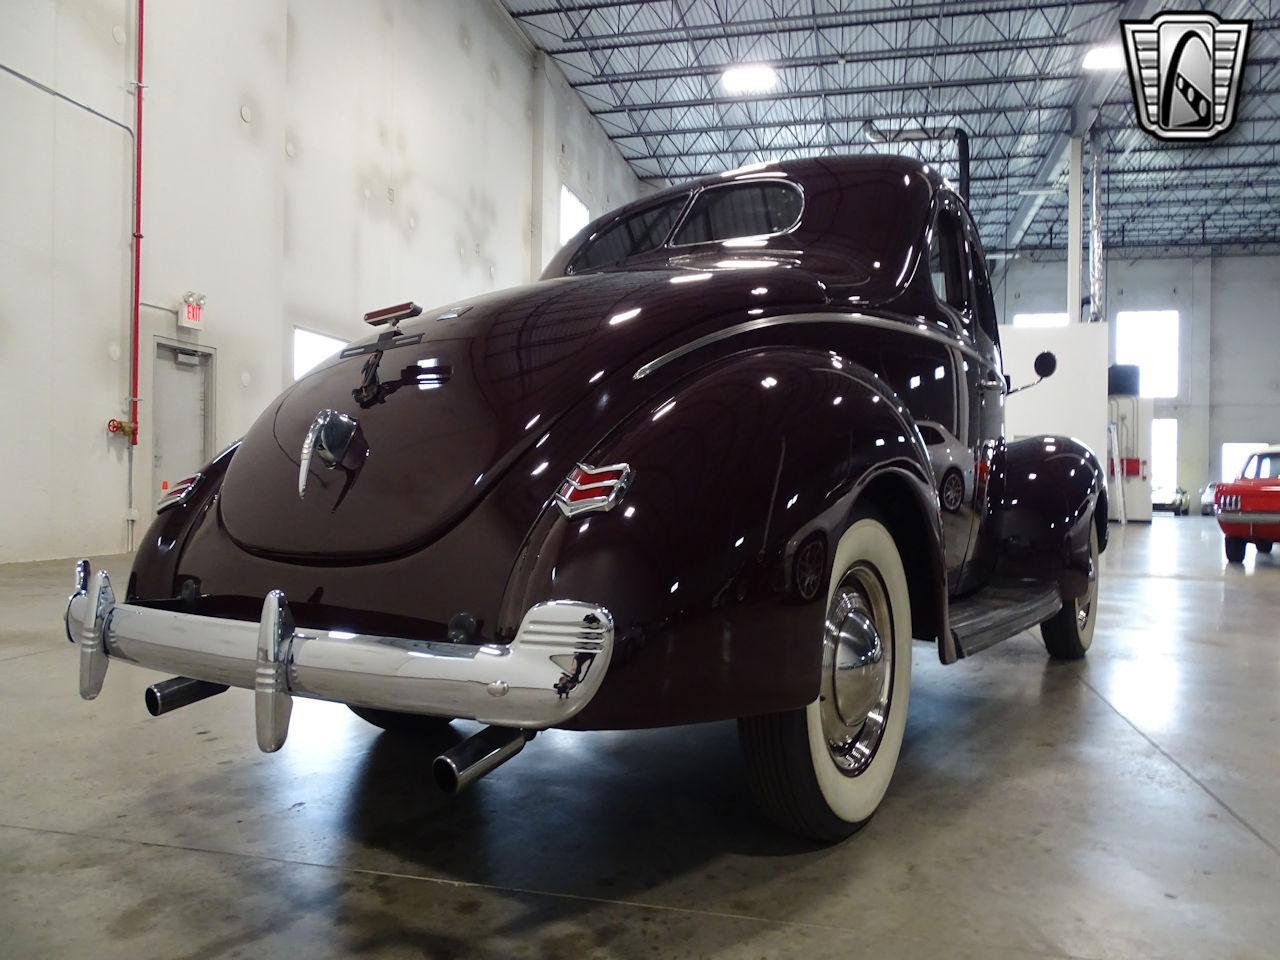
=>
[721,64,778,94]
[1082,45,1124,71]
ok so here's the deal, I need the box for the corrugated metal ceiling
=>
[499,0,1280,255]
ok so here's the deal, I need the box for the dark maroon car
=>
[66,155,1106,841]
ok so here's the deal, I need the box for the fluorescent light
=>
[1082,45,1124,71]
[721,64,777,94]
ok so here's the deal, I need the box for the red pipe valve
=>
[107,419,138,438]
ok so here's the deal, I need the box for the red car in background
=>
[1216,447,1280,563]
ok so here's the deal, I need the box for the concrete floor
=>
[1,517,1278,959]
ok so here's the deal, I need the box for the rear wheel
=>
[1042,521,1099,660]
[1257,540,1274,555]
[348,705,453,735]
[739,513,912,842]
[1225,537,1247,564]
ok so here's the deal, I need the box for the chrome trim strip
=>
[1218,511,1280,524]
[633,312,986,380]
[64,566,615,748]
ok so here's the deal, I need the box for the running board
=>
[950,582,1062,658]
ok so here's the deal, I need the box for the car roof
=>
[606,153,945,222]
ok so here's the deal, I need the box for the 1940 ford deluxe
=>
[65,155,1107,841]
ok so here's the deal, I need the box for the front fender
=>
[498,347,943,729]
[988,435,1106,602]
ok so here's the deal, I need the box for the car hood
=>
[218,265,832,561]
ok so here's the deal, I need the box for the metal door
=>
[152,343,212,508]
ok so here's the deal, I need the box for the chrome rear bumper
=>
[64,562,613,751]
[1217,511,1280,525]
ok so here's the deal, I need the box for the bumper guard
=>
[64,562,614,752]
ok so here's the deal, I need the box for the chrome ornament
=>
[554,463,633,518]
[1122,11,1251,142]
[298,409,359,498]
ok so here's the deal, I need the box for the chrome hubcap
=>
[819,564,894,777]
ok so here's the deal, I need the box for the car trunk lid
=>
[218,266,832,561]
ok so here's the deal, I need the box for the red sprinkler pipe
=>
[128,0,145,445]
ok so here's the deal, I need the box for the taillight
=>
[554,463,632,518]
[156,474,202,514]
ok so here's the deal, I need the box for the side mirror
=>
[1033,351,1058,379]
[1008,350,1059,396]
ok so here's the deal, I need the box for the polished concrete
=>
[1,517,1278,959]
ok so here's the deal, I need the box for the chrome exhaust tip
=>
[145,676,230,717]
[433,725,532,795]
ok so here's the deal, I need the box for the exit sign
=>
[178,292,207,330]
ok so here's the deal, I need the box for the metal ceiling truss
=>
[500,0,1280,254]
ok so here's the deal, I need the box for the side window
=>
[928,212,966,311]
[671,181,802,245]
[918,425,944,445]
[569,197,687,273]
[961,210,1001,346]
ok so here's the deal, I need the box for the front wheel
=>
[1257,540,1274,555]
[1041,521,1099,660]
[738,513,912,842]
[1225,536,1247,564]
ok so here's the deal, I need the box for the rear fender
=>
[129,442,239,601]
[498,347,946,729]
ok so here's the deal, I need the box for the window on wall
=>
[1222,442,1268,481]
[1150,418,1178,491]
[1011,312,1069,328]
[1115,310,1179,398]
[293,328,346,381]
[559,185,590,247]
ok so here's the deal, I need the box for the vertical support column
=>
[1066,135,1084,324]
[1089,129,1106,324]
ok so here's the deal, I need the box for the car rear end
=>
[1215,448,1280,561]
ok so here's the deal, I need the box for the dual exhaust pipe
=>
[145,676,529,793]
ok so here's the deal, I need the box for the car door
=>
[955,204,1007,591]
[921,195,986,593]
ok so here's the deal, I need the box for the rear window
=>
[1247,454,1279,479]
[671,181,803,246]
[569,197,687,273]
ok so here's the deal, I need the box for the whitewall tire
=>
[739,512,912,841]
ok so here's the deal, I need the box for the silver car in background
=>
[1200,482,1219,515]
[917,420,970,513]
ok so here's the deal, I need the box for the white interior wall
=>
[1002,323,1110,464]
[0,0,642,563]
[994,254,1280,492]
